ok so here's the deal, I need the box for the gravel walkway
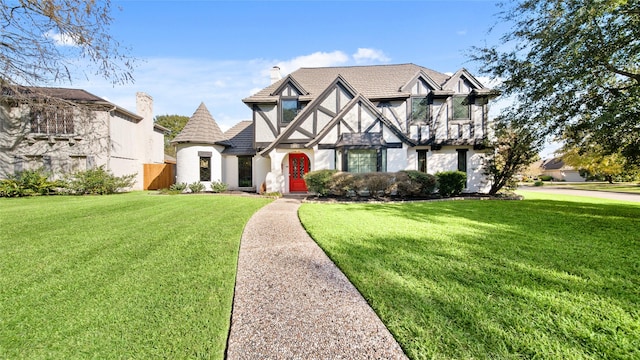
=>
[226,197,408,359]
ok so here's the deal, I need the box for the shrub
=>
[396,170,437,197]
[210,181,228,193]
[66,166,136,195]
[0,168,62,197]
[538,175,554,181]
[188,182,205,193]
[329,172,356,197]
[304,169,337,196]
[362,172,394,197]
[533,180,544,186]
[436,171,467,197]
[170,182,187,192]
[0,178,22,197]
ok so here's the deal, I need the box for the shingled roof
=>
[243,63,453,103]
[171,103,230,146]
[223,121,255,155]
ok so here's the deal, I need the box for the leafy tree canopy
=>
[561,144,628,183]
[154,114,189,157]
[1,0,133,93]
[484,123,541,194]
[154,114,189,141]
[472,0,640,163]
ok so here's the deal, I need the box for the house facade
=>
[0,88,166,190]
[540,157,586,182]
[174,63,498,194]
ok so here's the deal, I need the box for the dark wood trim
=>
[293,126,314,139]
[340,119,355,133]
[318,106,336,117]
[363,119,379,133]
[386,142,403,148]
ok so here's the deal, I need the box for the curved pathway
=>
[226,197,407,359]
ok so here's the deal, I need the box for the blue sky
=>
[69,0,509,131]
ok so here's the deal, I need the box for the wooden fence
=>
[143,163,175,190]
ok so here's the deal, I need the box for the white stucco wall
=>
[222,155,238,188]
[254,156,271,192]
[386,147,408,172]
[175,144,224,191]
[427,147,490,193]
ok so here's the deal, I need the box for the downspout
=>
[107,105,116,170]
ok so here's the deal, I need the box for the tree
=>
[471,0,640,164]
[562,144,627,183]
[1,0,133,93]
[154,114,189,156]
[484,121,542,195]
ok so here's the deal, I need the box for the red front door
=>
[289,153,309,192]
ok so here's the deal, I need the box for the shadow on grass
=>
[301,199,640,359]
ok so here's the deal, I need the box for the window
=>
[30,106,74,134]
[417,150,427,173]
[457,149,468,173]
[199,156,211,181]
[345,149,387,173]
[452,96,470,120]
[281,98,302,125]
[238,156,252,187]
[411,96,429,122]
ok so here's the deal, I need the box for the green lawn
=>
[0,192,271,359]
[299,192,640,359]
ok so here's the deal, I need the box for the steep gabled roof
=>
[171,102,230,146]
[243,63,452,104]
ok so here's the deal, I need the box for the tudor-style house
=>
[242,63,498,193]
[0,87,167,190]
[171,63,498,194]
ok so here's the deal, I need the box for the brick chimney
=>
[270,66,282,84]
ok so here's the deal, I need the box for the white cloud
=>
[43,30,78,47]
[66,49,394,129]
[456,30,468,36]
[275,51,349,75]
[353,48,390,64]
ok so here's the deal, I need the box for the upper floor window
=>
[411,96,429,122]
[452,95,471,120]
[30,106,74,134]
[281,98,303,125]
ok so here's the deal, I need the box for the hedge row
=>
[304,170,467,198]
[0,166,136,197]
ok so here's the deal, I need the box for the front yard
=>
[0,192,271,359]
[299,192,640,359]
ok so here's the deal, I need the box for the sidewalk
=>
[519,186,640,202]
[226,198,407,359]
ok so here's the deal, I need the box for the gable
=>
[269,75,308,97]
[258,76,360,154]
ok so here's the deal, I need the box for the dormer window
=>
[281,97,302,125]
[453,95,471,120]
[411,96,430,122]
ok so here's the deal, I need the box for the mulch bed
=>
[302,193,523,204]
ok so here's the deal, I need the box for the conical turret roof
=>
[171,103,230,145]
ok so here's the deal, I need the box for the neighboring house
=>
[0,87,167,190]
[174,63,499,194]
[540,157,586,182]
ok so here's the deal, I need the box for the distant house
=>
[540,157,585,182]
[0,87,167,190]
[173,63,499,193]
